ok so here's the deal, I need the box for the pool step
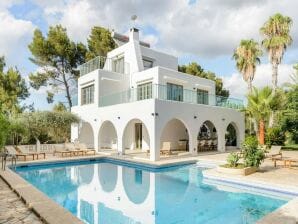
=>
[196,160,224,168]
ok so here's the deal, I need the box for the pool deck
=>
[1,150,298,223]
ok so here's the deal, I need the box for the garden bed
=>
[217,165,257,176]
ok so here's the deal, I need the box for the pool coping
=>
[1,155,298,224]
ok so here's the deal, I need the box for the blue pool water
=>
[15,159,287,224]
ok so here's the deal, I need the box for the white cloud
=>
[0,9,35,68]
[223,64,294,99]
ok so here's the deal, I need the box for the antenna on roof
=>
[131,15,137,27]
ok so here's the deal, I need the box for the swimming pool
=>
[15,159,288,224]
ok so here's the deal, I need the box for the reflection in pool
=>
[16,161,287,224]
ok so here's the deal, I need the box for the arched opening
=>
[197,120,218,152]
[122,166,150,204]
[225,123,238,148]
[122,119,150,151]
[160,118,189,155]
[98,121,117,150]
[98,163,117,192]
[78,122,94,148]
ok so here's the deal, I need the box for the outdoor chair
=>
[160,142,172,155]
[4,146,34,161]
[266,145,282,159]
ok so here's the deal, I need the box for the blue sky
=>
[0,0,297,110]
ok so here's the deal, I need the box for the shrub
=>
[265,127,285,147]
[242,136,265,168]
[226,152,240,167]
[0,114,10,151]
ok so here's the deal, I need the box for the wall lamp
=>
[194,115,197,119]
[222,118,225,121]
[117,116,120,119]
[151,113,159,116]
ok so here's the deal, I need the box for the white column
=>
[217,130,226,152]
[117,130,125,155]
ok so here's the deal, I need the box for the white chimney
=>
[129,27,139,42]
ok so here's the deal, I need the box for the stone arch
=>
[98,120,117,150]
[122,118,150,151]
[197,120,218,152]
[160,118,191,152]
[225,122,240,148]
[78,121,94,148]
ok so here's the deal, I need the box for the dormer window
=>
[142,58,153,70]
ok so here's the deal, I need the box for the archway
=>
[197,120,218,152]
[98,121,117,150]
[122,119,150,151]
[78,122,94,148]
[160,118,190,154]
[225,123,238,148]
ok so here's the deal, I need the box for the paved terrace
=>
[0,150,298,224]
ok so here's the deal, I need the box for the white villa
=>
[71,27,245,161]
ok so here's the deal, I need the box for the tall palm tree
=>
[260,13,293,91]
[233,39,262,93]
[246,86,284,145]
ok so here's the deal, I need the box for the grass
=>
[282,144,298,151]
[221,164,246,169]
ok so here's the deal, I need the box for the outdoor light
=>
[222,118,225,121]
[117,116,120,119]
[155,113,158,116]
[194,115,197,119]
[94,119,97,121]
[151,113,155,116]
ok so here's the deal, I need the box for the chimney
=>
[129,27,139,42]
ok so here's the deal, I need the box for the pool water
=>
[15,160,287,224]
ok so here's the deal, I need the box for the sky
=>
[0,0,297,110]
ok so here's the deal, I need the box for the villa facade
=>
[71,28,245,161]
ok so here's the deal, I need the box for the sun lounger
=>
[65,143,85,156]
[16,146,46,160]
[78,143,96,156]
[4,146,34,161]
[266,145,282,159]
[53,145,72,157]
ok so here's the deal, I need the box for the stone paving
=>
[0,178,43,224]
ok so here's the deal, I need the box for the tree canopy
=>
[260,13,292,90]
[0,57,29,115]
[233,39,262,92]
[178,62,229,97]
[28,25,87,109]
[86,26,116,60]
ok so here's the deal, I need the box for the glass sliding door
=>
[137,82,152,100]
[197,89,209,105]
[167,83,183,101]
[135,123,142,149]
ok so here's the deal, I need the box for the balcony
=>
[99,84,244,110]
[79,56,130,76]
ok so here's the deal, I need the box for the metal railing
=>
[79,56,130,76]
[99,84,244,109]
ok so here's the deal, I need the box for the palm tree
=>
[246,86,284,145]
[233,39,262,93]
[260,13,293,91]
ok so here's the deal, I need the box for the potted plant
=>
[218,136,265,176]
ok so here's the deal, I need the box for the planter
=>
[217,165,258,176]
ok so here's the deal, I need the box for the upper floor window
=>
[167,83,183,101]
[81,85,94,105]
[197,89,209,105]
[137,82,152,100]
[142,58,153,70]
[112,56,124,73]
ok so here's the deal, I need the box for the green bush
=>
[0,114,10,151]
[226,152,240,167]
[242,136,265,168]
[265,127,285,147]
